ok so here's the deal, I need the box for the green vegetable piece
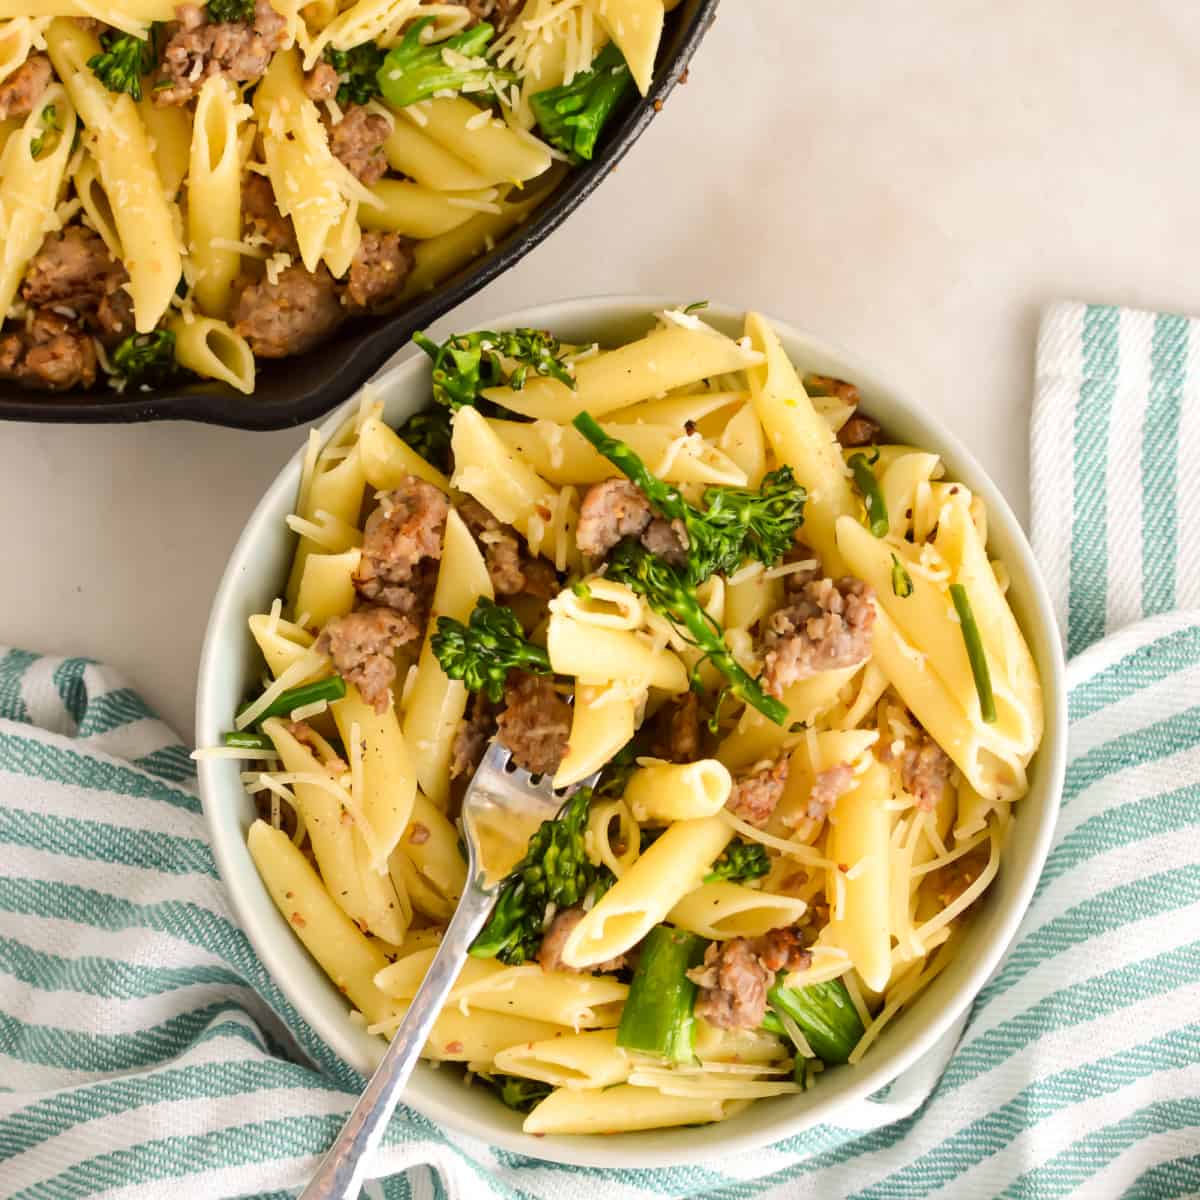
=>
[529,42,634,162]
[324,41,386,106]
[396,406,453,474]
[111,330,180,389]
[431,597,552,704]
[768,976,865,1065]
[87,29,156,101]
[413,327,575,412]
[848,451,889,538]
[949,583,996,723]
[605,540,789,727]
[206,0,255,21]
[242,675,348,726]
[572,411,806,584]
[616,925,706,1063]
[703,839,770,884]
[471,788,613,964]
[494,1074,552,1112]
[222,730,273,750]
[890,553,913,598]
[376,17,516,109]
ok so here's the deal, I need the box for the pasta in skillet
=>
[0,0,668,396]
[198,308,1044,1134]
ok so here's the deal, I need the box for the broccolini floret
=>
[471,788,613,965]
[529,43,635,162]
[431,597,552,703]
[572,411,806,585]
[605,540,788,727]
[88,29,157,101]
[413,327,575,411]
[491,1074,552,1112]
[111,330,179,389]
[205,0,255,20]
[376,17,516,109]
[704,839,771,884]
[324,41,385,106]
[396,406,453,473]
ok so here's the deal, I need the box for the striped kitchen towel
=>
[1,298,1198,1199]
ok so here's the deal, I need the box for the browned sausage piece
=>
[761,577,876,699]
[0,54,52,121]
[316,607,418,714]
[233,265,344,358]
[343,232,416,314]
[496,672,571,776]
[325,105,389,185]
[688,929,811,1030]
[726,756,789,827]
[353,479,449,613]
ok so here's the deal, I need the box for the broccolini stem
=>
[949,583,996,723]
[377,18,516,109]
[848,452,889,538]
[240,675,347,726]
[890,553,914,598]
[223,731,273,751]
[616,925,706,1063]
[529,42,635,162]
[767,976,865,1065]
[606,541,788,727]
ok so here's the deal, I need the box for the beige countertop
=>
[5,0,1199,737]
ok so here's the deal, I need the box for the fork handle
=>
[299,884,494,1200]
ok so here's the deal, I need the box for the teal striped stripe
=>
[1062,704,1200,806]
[1123,1153,1200,1200]
[1068,623,1200,723]
[0,936,245,1001]
[0,650,37,726]
[0,1054,331,1161]
[0,732,200,814]
[0,1001,261,1073]
[50,658,92,729]
[0,808,216,878]
[1035,781,1199,896]
[0,876,360,1091]
[1068,304,1119,656]
[133,744,197,783]
[1142,313,1187,617]
[75,688,159,739]
[980,867,1199,1007]
[1000,1097,1200,1199]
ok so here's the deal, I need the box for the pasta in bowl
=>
[195,297,1066,1164]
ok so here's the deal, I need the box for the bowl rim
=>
[196,293,1068,1168]
[0,3,719,429]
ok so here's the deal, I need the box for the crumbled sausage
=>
[496,672,571,776]
[343,231,415,313]
[902,735,954,811]
[805,763,855,820]
[537,906,628,974]
[0,54,52,121]
[576,479,688,564]
[805,373,859,407]
[652,692,702,764]
[353,479,449,612]
[446,0,523,31]
[838,413,882,448]
[459,496,560,598]
[726,756,789,827]
[304,60,339,100]
[315,607,418,714]
[233,264,344,358]
[243,172,298,254]
[688,929,810,1030]
[325,104,390,185]
[0,309,96,391]
[450,692,494,780]
[780,540,823,599]
[154,0,287,106]
[22,226,119,311]
[761,577,876,698]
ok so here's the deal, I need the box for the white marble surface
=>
[5,0,1200,738]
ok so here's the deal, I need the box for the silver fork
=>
[300,742,600,1200]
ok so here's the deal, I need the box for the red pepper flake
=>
[355,918,369,935]
[445,1040,464,1053]
[291,912,306,927]
[653,99,663,112]
[285,891,294,899]
[838,862,850,873]
[537,505,552,520]
[678,68,690,85]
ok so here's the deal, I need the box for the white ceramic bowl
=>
[196,296,1067,1168]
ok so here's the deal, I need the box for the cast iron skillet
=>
[0,0,719,429]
